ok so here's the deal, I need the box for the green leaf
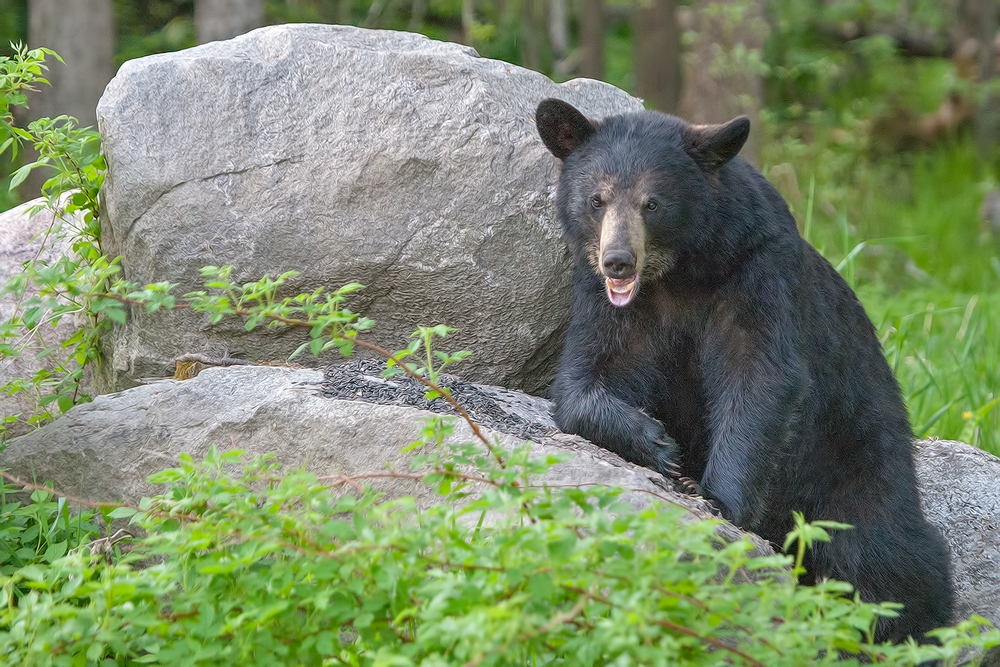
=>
[104,306,126,325]
[8,163,31,190]
[315,630,335,654]
[15,547,37,561]
[548,534,577,560]
[17,564,46,581]
[56,394,74,413]
[337,282,366,294]
[42,539,67,563]
[527,572,554,599]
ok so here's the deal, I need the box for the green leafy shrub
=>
[0,45,108,436]
[0,478,100,579]
[1,434,997,666]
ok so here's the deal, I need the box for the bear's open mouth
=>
[605,275,639,307]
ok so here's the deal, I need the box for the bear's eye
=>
[590,195,604,209]
[645,200,659,211]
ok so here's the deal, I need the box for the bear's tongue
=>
[605,275,638,307]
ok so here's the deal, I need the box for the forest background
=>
[1,0,999,456]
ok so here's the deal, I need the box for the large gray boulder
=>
[0,197,83,437]
[96,25,643,395]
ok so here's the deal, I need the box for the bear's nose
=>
[603,251,636,278]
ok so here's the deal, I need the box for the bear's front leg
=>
[698,307,808,529]
[552,367,682,478]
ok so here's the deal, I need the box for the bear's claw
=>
[678,476,702,496]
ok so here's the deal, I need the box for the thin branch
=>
[8,206,60,323]
[0,467,504,563]
[174,353,253,367]
[352,337,505,467]
[424,557,772,665]
[0,469,333,558]
[815,21,953,58]
[528,594,589,638]
[533,481,718,520]
[316,470,503,490]
[651,615,766,667]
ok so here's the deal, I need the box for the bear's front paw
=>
[654,448,683,479]
[641,418,682,478]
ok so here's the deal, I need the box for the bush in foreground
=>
[0,427,997,666]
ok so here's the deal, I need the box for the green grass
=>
[860,286,1000,456]
[761,130,999,294]
[846,139,999,456]
[850,139,998,293]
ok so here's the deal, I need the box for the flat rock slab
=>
[96,25,643,395]
[0,365,724,527]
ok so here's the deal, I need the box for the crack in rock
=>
[122,155,305,242]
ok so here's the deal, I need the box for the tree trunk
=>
[25,0,114,197]
[27,0,114,128]
[408,0,428,31]
[462,0,474,45]
[633,0,681,113]
[950,0,980,45]
[578,0,605,79]
[678,0,768,166]
[949,0,1000,171]
[195,0,264,43]
[973,0,998,170]
[520,0,543,72]
[549,0,569,61]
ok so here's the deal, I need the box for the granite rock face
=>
[0,197,83,437]
[913,439,1000,652]
[96,24,643,394]
[0,365,765,548]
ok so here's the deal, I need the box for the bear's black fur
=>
[536,98,953,643]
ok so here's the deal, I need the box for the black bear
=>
[535,98,953,643]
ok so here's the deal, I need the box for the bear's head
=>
[536,98,749,307]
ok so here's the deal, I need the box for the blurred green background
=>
[2,0,999,454]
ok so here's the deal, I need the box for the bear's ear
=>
[683,116,751,170]
[536,98,597,160]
